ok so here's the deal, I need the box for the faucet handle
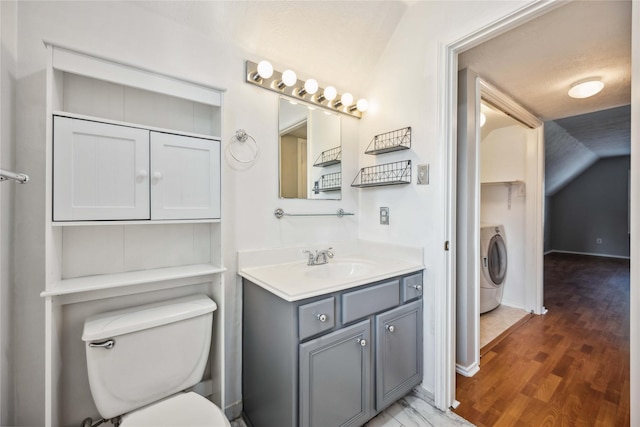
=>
[302,249,316,265]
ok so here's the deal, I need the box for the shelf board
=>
[41,264,225,298]
[364,145,411,155]
[351,180,411,188]
[318,186,341,192]
[52,218,221,226]
[313,159,341,167]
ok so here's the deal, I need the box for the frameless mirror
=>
[279,97,341,200]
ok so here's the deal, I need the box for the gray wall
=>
[550,155,630,258]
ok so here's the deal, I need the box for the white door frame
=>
[436,0,563,411]
[455,75,544,379]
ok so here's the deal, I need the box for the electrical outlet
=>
[380,207,389,225]
[417,164,429,185]
[596,238,603,244]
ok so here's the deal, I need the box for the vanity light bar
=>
[245,60,366,119]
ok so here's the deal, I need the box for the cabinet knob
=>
[411,284,422,292]
[357,338,367,347]
[137,170,148,179]
[153,172,163,180]
[386,325,396,333]
[316,314,328,323]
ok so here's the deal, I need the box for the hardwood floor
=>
[454,253,630,426]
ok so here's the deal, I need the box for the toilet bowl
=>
[82,295,231,427]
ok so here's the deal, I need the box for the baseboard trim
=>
[224,400,243,422]
[547,249,630,260]
[412,384,435,405]
[456,361,480,377]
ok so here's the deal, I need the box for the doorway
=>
[436,1,637,418]
[454,71,543,378]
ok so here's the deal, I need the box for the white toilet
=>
[82,294,231,427]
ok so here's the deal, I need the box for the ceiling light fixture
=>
[244,60,367,118]
[480,112,486,127]
[568,79,604,99]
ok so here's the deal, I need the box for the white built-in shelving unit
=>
[42,42,225,427]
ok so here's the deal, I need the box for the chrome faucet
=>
[303,247,334,266]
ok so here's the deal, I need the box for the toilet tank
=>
[82,294,217,419]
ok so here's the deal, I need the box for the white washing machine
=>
[480,224,507,314]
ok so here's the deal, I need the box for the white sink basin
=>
[304,260,374,279]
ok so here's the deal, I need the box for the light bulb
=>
[304,79,319,95]
[256,60,273,79]
[480,112,487,127]
[340,93,354,107]
[282,70,297,87]
[323,86,337,102]
[356,99,369,112]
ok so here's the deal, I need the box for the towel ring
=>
[227,129,259,164]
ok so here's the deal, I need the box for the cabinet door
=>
[299,320,371,427]
[150,132,221,220]
[53,116,150,221]
[375,299,423,411]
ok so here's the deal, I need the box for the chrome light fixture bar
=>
[245,60,367,119]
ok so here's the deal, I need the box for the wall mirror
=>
[279,97,341,200]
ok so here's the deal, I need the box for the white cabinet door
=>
[53,116,150,221]
[149,132,220,220]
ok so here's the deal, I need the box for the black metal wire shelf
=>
[364,127,411,155]
[351,160,411,188]
[315,171,342,192]
[313,146,341,167]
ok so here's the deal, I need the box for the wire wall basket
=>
[315,171,342,193]
[351,160,411,188]
[313,146,342,167]
[365,127,411,155]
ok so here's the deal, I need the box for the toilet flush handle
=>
[89,339,115,349]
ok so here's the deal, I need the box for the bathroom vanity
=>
[239,242,424,427]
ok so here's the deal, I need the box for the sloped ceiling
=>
[459,1,632,196]
[131,0,408,94]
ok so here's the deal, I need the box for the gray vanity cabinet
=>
[242,270,423,427]
[375,300,423,410]
[299,320,371,427]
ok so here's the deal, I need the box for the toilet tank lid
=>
[82,295,217,342]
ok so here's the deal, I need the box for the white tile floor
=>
[232,388,475,427]
[479,304,529,348]
[365,389,474,427]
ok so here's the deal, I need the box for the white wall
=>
[480,125,528,309]
[13,1,359,424]
[0,1,17,424]
[355,0,530,397]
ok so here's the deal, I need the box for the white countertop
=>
[237,240,424,302]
